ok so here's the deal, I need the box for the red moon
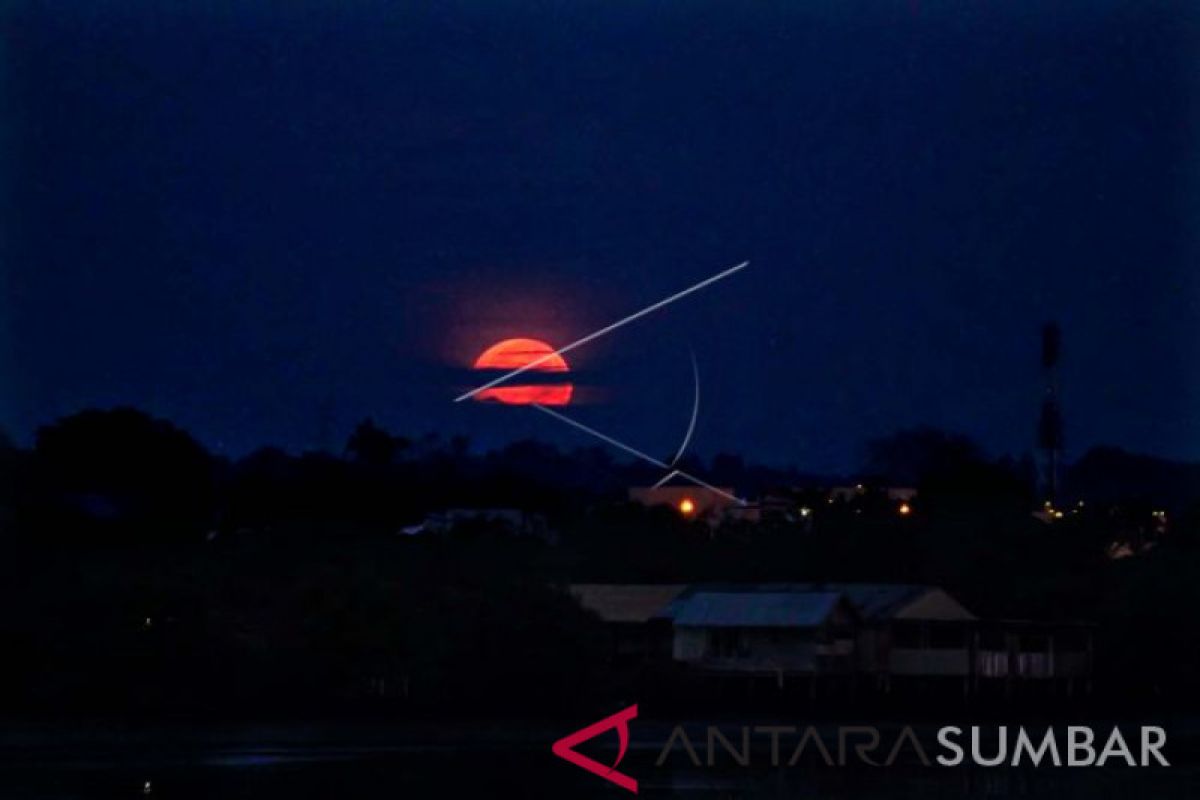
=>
[472,338,573,406]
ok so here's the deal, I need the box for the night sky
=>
[4,1,1198,473]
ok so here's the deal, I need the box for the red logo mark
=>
[551,704,639,793]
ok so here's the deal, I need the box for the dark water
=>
[0,724,1197,799]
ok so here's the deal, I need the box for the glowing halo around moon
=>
[471,338,574,406]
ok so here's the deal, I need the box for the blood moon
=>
[472,338,573,406]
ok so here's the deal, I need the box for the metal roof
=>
[663,583,973,622]
[671,591,844,628]
[824,584,975,621]
[826,584,931,620]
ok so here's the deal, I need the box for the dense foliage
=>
[0,408,1197,716]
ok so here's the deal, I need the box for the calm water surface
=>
[0,723,1196,799]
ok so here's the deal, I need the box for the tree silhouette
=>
[33,408,215,540]
[863,427,984,485]
[345,418,408,467]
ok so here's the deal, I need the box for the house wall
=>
[976,628,1093,679]
[857,618,974,677]
[674,627,841,674]
[889,647,972,676]
[674,627,707,661]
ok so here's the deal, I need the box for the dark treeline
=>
[0,407,1198,717]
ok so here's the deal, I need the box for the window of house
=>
[1056,629,1091,651]
[1019,633,1051,652]
[928,625,967,649]
[708,629,747,658]
[979,630,1006,651]
[892,622,925,648]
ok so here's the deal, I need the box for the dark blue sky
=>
[4,1,1198,472]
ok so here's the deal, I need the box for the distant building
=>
[569,584,686,660]
[827,485,916,503]
[974,618,1095,692]
[833,583,976,688]
[668,590,858,681]
[628,484,920,526]
[570,582,1093,695]
[400,508,553,541]
[628,486,739,520]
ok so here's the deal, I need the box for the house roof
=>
[663,583,975,623]
[569,584,688,623]
[827,584,933,619]
[672,591,844,628]
[813,584,975,621]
